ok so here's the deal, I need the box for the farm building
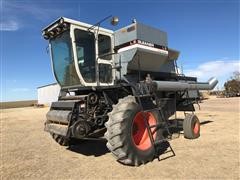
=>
[37,83,60,106]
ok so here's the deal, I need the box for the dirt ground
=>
[1,97,239,179]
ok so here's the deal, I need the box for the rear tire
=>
[51,133,70,146]
[105,95,163,166]
[183,114,200,139]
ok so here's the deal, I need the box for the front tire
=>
[105,95,163,166]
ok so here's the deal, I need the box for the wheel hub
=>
[132,112,157,150]
[193,121,200,134]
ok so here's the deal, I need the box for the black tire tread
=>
[183,114,200,139]
[105,95,156,166]
[51,133,69,146]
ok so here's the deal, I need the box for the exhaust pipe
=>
[153,77,218,91]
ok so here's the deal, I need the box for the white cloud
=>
[1,1,70,31]
[184,60,240,88]
[3,1,68,21]
[0,20,19,31]
[14,4,63,21]
[11,88,30,92]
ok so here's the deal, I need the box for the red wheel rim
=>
[132,112,157,150]
[193,121,200,134]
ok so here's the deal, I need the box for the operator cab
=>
[42,17,115,88]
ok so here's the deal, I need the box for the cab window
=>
[98,34,111,60]
[74,29,96,83]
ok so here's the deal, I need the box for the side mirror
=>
[110,16,119,26]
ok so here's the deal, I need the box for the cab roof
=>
[42,17,114,34]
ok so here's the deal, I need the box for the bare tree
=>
[224,71,240,96]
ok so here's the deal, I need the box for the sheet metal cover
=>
[114,22,168,47]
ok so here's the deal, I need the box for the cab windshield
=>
[50,30,80,87]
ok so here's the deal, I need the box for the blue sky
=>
[1,0,239,101]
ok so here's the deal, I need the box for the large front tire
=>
[105,95,163,166]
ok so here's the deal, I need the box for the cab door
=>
[71,24,97,87]
[96,32,115,86]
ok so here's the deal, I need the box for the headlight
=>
[43,34,50,40]
[56,27,62,33]
[49,31,55,37]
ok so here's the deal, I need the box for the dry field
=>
[0,97,239,179]
[0,100,37,109]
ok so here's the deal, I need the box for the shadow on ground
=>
[168,119,214,133]
[67,139,110,157]
[200,120,213,125]
[67,119,213,158]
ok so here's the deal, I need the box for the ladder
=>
[136,93,176,161]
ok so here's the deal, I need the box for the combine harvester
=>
[42,16,218,166]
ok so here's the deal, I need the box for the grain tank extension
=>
[42,17,218,166]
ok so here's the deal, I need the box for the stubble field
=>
[1,97,239,179]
